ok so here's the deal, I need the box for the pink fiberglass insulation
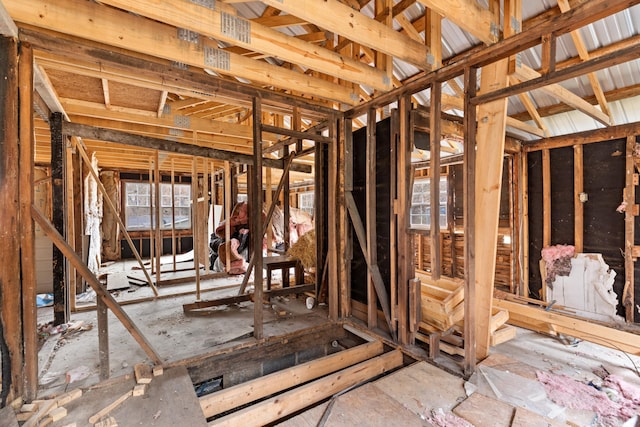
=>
[541,245,575,264]
[541,245,575,287]
[423,409,474,427]
[537,371,640,425]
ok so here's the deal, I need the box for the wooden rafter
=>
[5,0,360,105]
[97,0,391,92]
[260,0,431,70]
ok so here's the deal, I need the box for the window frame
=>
[123,181,192,231]
[409,175,448,231]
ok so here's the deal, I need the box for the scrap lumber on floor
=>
[494,298,640,355]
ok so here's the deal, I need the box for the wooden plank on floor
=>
[494,298,640,355]
[374,361,466,415]
[453,392,514,427]
[108,366,207,426]
[316,383,425,426]
[511,406,566,427]
[0,406,19,427]
[200,339,384,418]
[211,350,403,427]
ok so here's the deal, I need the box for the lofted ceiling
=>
[1,0,640,175]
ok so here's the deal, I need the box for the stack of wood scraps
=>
[88,363,163,426]
[415,270,516,357]
[16,388,82,427]
[416,270,464,331]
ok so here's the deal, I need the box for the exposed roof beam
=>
[62,122,312,173]
[512,83,640,122]
[60,99,265,142]
[21,28,336,119]
[557,0,612,120]
[509,65,610,125]
[349,0,638,117]
[97,0,391,92]
[415,0,498,44]
[68,115,253,152]
[441,93,545,138]
[5,0,359,105]
[260,0,431,70]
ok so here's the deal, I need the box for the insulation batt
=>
[541,244,575,287]
[537,371,640,425]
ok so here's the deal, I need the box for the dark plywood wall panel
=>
[583,139,626,317]
[350,118,392,305]
[528,140,629,317]
[550,147,574,245]
[527,151,544,298]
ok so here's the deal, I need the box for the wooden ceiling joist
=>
[5,0,359,105]
[97,0,392,92]
[61,122,312,173]
[60,99,260,142]
[260,0,432,70]
[21,29,335,120]
[416,0,498,45]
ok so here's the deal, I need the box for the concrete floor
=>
[36,259,329,398]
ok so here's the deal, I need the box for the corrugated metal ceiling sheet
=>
[229,1,639,138]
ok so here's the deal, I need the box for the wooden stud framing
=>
[72,138,158,294]
[574,145,584,252]
[624,135,635,322]
[191,157,201,301]
[397,95,413,344]
[430,82,442,280]
[0,35,23,404]
[366,109,378,328]
[19,41,38,401]
[50,112,69,325]
[252,97,264,341]
[339,117,350,319]
[32,205,163,364]
[463,66,478,376]
[542,149,551,251]
[97,278,109,381]
[521,151,530,298]
[154,151,162,283]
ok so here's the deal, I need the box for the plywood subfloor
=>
[49,366,206,427]
[278,361,464,426]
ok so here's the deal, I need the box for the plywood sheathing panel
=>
[108,80,162,111]
[44,68,104,104]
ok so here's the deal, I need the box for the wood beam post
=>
[463,66,478,376]
[0,34,23,406]
[19,40,38,402]
[624,135,635,322]
[574,145,584,252]
[366,109,378,328]
[252,97,264,341]
[473,59,509,361]
[50,112,69,325]
[430,82,442,280]
[397,95,413,344]
[339,117,351,319]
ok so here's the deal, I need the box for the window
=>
[410,176,448,229]
[298,191,314,216]
[124,182,191,231]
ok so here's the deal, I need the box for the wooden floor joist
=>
[210,350,403,426]
[200,339,384,418]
